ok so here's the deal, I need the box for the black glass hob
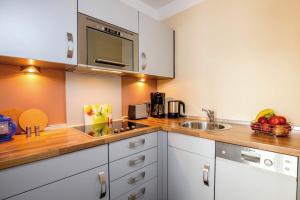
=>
[73,120,148,137]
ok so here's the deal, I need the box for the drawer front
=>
[110,147,157,181]
[109,132,157,162]
[113,177,158,200]
[0,145,108,200]
[7,165,109,200]
[110,162,157,199]
[168,132,215,158]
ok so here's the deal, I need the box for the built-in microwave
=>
[77,13,138,72]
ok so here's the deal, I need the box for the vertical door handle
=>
[203,164,210,186]
[128,187,146,200]
[66,32,74,58]
[98,171,107,199]
[129,139,145,148]
[141,52,147,70]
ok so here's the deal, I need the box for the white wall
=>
[66,72,121,125]
[158,0,300,125]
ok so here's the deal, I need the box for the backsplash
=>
[65,72,122,125]
[0,65,66,124]
[122,77,157,116]
[0,65,158,126]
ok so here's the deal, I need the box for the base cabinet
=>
[7,165,109,200]
[114,177,158,200]
[167,132,215,200]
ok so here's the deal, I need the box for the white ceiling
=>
[121,0,204,20]
[140,0,175,9]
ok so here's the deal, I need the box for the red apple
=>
[277,116,287,125]
[258,117,268,124]
[262,123,270,132]
[269,116,281,125]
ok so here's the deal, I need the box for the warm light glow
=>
[20,66,40,74]
[139,78,146,82]
[28,59,35,65]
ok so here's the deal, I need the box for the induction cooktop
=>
[73,120,149,137]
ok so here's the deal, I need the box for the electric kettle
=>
[0,114,17,142]
[168,100,185,118]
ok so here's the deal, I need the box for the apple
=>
[277,116,287,125]
[262,123,270,132]
[258,117,268,124]
[269,116,281,125]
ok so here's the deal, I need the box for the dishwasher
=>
[215,142,298,200]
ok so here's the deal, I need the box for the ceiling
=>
[121,0,204,20]
[140,0,175,9]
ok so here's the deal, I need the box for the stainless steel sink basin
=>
[181,121,231,131]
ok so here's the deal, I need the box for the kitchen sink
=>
[181,121,231,131]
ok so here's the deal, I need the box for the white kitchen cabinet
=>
[0,145,108,199]
[139,13,174,78]
[109,132,157,162]
[0,0,77,65]
[109,132,158,199]
[78,0,138,33]
[114,178,158,200]
[168,132,215,200]
[109,147,158,181]
[157,131,168,200]
[7,165,109,200]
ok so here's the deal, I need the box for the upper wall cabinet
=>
[139,13,174,78]
[78,0,139,33]
[0,0,77,65]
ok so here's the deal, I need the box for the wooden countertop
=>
[1,117,300,170]
[134,117,300,157]
[0,125,160,170]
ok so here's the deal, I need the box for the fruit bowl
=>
[250,122,292,137]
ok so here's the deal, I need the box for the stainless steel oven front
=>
[78,13,138,72]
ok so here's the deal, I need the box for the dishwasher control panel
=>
[216,142,298,178]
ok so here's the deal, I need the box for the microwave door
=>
[87,27,133,71]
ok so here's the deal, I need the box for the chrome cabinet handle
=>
[203,164,210,186]
[141,52,147,70]
[128,155,146,167]
[98,171,107,199]
[128,172,146,185]
[128,188,146,200]
[66,32,74,58]
[129,139,145,148]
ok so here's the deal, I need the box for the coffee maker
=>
[150,92,165,118]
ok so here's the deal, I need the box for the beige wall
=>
[158,0,300,125]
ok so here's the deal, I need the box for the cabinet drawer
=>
[110,147,157,181]
[168,132,215,158]
[110,162,157,199]
[7,165,109,200]
[109,132,157,162]
[113,177,158,200]
[0,145,108,200]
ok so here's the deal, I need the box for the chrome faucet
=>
[202,108,215,123]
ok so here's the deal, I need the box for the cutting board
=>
[19,109,48,132]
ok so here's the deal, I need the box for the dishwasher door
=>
[215,142,298,200]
